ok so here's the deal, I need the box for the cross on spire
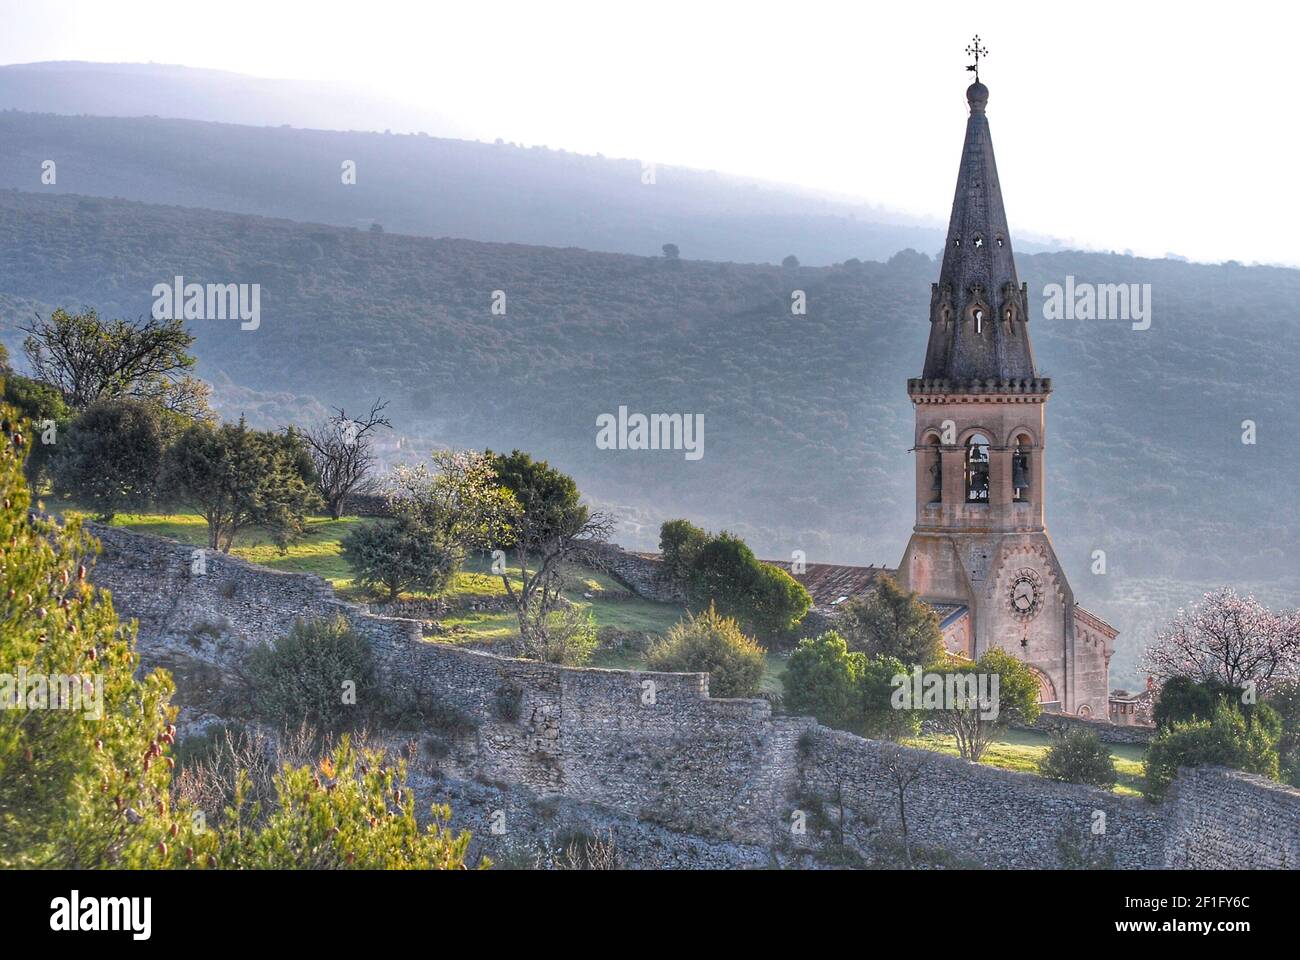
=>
[965,35,988,82]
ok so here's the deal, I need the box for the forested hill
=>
[0,189,1296,684]
[0,106,956,265]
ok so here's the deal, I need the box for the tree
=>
[646,604,765,698]
[51,400,167,520]
[837,574,944,666]
[387,449,517,574]
[341,516,458,601]
[1038,728,1118,789]
[0,415,477,869]
[0,372,69,491]
[1141,588,1300,693]
[1144,702,1279,802]
[661,243,679,259]
[488,450,611,658]
[933,648,1041,762]
[0,404,177,868]
[161,418,320,551]
[782,254,800,269]
[302,399,391,520]
[784,631,863,730]
[21,308,209,418]
[687,531,811,640]
[659,518,707,584]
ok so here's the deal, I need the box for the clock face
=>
[1008,568,1043,620]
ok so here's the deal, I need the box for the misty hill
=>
[0,189,1296,685]
[0,78,966,264]
[0,61,474,141]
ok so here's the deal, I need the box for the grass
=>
[904,727,1147,797]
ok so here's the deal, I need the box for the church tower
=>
[896,73,1115,716]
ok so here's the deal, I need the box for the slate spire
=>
[914,81,1047,394]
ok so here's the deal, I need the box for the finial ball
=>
[966,81,989,111]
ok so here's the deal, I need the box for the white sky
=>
[0,0,1294,265]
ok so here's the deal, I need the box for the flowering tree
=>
[1142,588,1300,693]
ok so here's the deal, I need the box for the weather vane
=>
[965,35,988,82]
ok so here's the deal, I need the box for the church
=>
[895,71,1116,716]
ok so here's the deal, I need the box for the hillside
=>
[0,189,1297,684]
[0,104,959,265]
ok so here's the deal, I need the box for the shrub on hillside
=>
[646,604,765,698]
[1144,702,1279,802]
[657,521,811,642]
[1038,728,1118,789]
[341,516,459,601]
[248,616,377,733]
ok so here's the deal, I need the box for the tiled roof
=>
[761,560,895,609]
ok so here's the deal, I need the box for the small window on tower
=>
[996,236,1005,248]
[965,434,990,503]
[953,237,961,248]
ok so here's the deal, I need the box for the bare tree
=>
[881,743,932,867]
[21,308,209,417]
[303,399,392,519]
[1142,587,1300,692]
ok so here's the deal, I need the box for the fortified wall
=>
[86,523,1300,869]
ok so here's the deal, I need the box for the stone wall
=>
[85,523,1300,869]
[797,728,1165,868]
[1164,768,1300,869]
[575,542,686,604]
[1024,711,1156,745]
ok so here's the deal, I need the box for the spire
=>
[913,75,1047,395]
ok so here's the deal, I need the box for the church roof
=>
[913,81,1047,395]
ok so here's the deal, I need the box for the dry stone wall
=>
[85,523,1300,869]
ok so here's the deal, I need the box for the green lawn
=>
[905,727,1147,797]
[73,507,691,647]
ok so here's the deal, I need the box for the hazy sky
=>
[1,0,1294,265]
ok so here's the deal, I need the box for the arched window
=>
[1012,434,1031,502]
[927,438,942,504]
[965,434,990,503]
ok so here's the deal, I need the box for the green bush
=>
[341,516,458,601]
[249,617,377,733]
[646,604,765,698]
[783,631,916,738]
[1144,702,1280,802]
[783,631,862,729]
[1039,728,1118,788]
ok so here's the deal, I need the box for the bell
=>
[1012,451,1029,490]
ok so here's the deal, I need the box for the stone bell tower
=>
[896,73,1115,716]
